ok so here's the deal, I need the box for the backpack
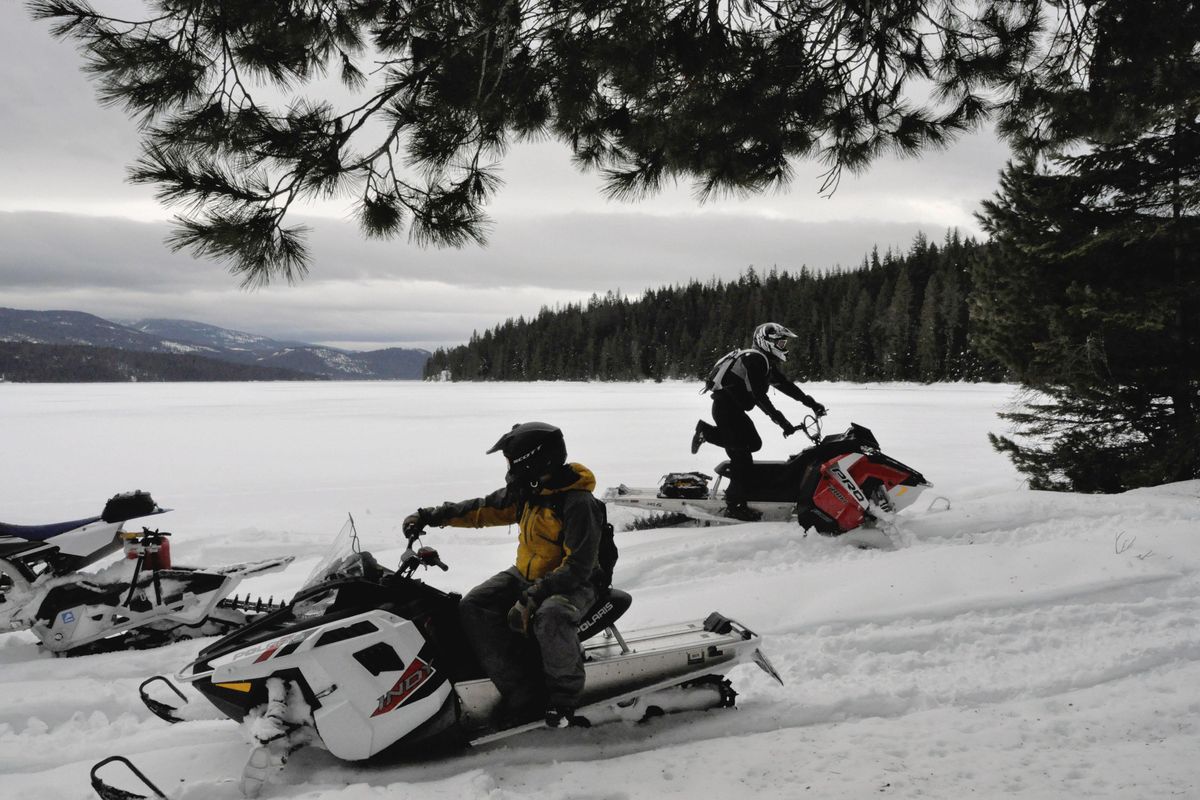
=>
[702,349,740,393]
[538,492,618,589]
[700,347,772,393]
[595,499,618,589]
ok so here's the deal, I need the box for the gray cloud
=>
[1,2,1015,350]
[1,210,961,348]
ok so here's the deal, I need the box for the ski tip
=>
[752,648,785,686]
[90,756,166,799]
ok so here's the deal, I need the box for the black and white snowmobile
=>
[0,491,293,656]
[606,416,932,540]
[105,518,781,799]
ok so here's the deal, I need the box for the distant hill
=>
[129,318,307,356]
[0,308,172,352]
[0,308,430,380]
[0,342,319,383]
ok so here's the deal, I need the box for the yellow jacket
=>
[420,463,603,600]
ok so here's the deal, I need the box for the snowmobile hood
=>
[539,462,596,495]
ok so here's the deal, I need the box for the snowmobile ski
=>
[90,756,166,800]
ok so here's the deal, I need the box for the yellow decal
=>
[214,681,253,693]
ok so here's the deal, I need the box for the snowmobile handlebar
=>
[796,414,822,444]
[138,527,171,537]
[397,538,449,578]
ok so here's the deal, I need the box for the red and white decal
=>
[371,658,436,717]
[827,456,868,508]
[245,629,313,664]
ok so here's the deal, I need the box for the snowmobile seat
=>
[0,516,103,542]
[577,587,632,643]
[712,460,803,502]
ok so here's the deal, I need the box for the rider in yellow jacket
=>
[404,422,603,729]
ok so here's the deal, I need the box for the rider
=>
[692,322,828,521]
[403,422,604,729]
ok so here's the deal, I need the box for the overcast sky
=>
[0,3,1014,351]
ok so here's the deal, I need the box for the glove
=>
[402,512,426,537]
[782,424,798,438]
[811,402,827,418]
[507,594,538,636]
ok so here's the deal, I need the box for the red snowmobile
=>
[605,416,931,538]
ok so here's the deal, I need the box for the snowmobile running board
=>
[603,485,795,524]
[470,612,784,746]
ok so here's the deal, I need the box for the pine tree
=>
[973,0,1200,489]
[915,273,943,381]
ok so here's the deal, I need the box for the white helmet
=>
[753,322,797,361]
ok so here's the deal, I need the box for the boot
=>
[545,705,591,729]
[494,693,543,730]
[723,503,762,522]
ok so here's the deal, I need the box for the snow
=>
[1,381,1198,799]
[159,341,215,355]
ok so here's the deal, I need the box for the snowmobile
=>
[99,517,782,799]
[0,490,293,655]
[605,416,931,537]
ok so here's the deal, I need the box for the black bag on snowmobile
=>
[102,490,158,523]
[658,472,712,499]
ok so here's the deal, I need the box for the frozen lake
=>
[1,380,1021,540]
[7,380,1197,800]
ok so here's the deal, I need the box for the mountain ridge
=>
[0,308,429,380]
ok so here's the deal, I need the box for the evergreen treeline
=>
[426,231,1003,382]
[0,342,322,383]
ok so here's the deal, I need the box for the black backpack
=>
[595,498,618,589]
[539,492,618,589]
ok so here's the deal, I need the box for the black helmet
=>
[487,422,568,485]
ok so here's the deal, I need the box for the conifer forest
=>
[425,231,1002,383]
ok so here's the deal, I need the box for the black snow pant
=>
[459,566,596,712]
[698,391,762,506]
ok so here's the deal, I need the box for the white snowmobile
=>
[0,491,293,655]
[98,518,782,799]
[606,416,932,541]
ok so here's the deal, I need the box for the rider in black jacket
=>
[692,323,827,520]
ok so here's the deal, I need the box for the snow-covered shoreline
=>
[3,381,1197,799]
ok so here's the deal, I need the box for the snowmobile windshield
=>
[299,516,365,591]
[289,516,372,621]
